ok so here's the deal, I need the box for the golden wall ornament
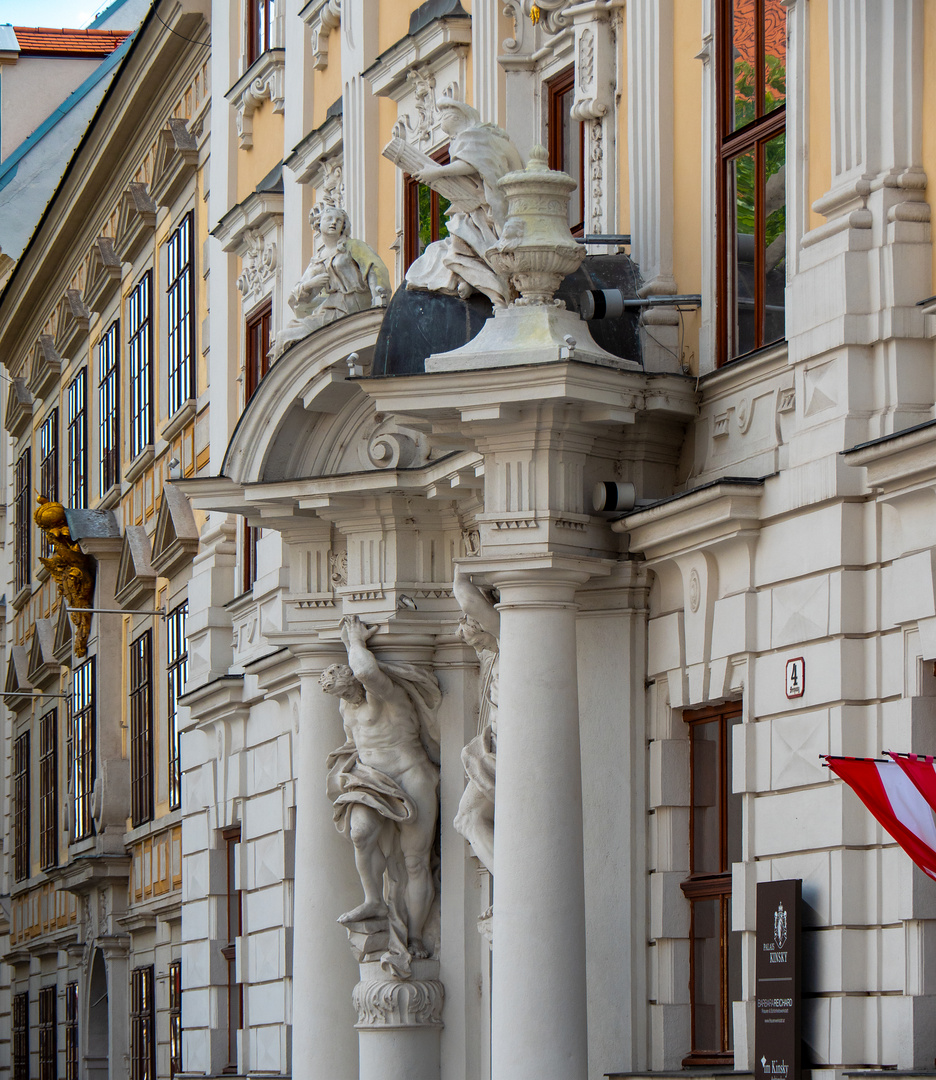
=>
[34,496,95,657]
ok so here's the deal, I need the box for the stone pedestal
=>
[354,959,444,1080]
[488,568,590,1080]
[290,644,361,1080]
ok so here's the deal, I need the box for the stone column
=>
[290,643,361,1080]
[488,567,590,1080]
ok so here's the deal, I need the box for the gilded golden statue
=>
[34,496,94,657]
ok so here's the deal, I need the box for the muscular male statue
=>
[321,616,441,962]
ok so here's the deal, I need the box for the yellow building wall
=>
[377,96,402,289]
[312,48,343,129]
[807,0,831,233]
[236,99,285,202]
[379,0,425,55]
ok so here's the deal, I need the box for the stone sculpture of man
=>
[321,615,442,970]
[405,97,523,308]
[271,205,390,358]
[452,564,499,875]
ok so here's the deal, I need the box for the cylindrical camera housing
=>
[580,289,626,321]
[592,481,636,513]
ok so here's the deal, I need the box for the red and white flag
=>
[824,755,936,880]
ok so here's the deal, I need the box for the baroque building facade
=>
[1,1,936,1080]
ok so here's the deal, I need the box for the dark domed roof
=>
[372,252,643,376]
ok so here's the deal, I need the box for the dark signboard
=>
[755,879,801,1080]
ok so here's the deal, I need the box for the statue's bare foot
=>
[408,939,430,959]
[338,901,388,924]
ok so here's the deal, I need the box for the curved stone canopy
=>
[372,252,644,376]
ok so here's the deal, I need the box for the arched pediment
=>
[223,307,389,485]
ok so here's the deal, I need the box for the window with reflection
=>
[98,319,120,495]
[129,270,153,459]
[71,659,96,841]
[547,67,584,235]
[167,212,195,417]
[67,369,88,509]
[680,703,743,1064]
[404,148,451,272]
[247,0,274,65]
[718,0,786,362]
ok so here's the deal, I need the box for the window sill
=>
[163,399,196,442]
[225,49,286,151]
[124,808,182,847]
[125,445,155,484]
[12,583,31,611]
[97,484,121,511]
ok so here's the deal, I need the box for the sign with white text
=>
[755,879,801,1080]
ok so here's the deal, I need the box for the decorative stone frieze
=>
[213,174,284,310]
[226,49,286,150]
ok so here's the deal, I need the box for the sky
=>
[0,1,101,27]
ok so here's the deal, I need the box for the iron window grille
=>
[128,270,153,459]
[39,985,56,1080]
[14,448,31,594]
[65,983,79,1080]
[130,966,156,1080]
[67,368,88,510]
[166,212,195,417]
[167,603,188,810]
[70,659,96,841]
[40,710,58,870]
[98,320,120,495]
[13,731,30,882]
[130,631,154,827]
[13,992,28,1080]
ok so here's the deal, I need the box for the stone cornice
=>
[364,13,471,100]
[842,419,936,492]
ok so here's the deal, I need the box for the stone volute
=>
[487,145,585,306]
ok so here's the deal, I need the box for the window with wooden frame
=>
[245,299,272,402]
[39,985,56,1080]
[65,983,78,1080]
[98,319,120,495]
[169,959,183,1077]
[130,966,156,1080]
[40,710,58,870]
[547,66,585,236]
[71,659,96,841]
[167,603,188,811]
[167,212,195,417]
[128,270,153,460]
[221,825,243,1073]
[716,0,786,363]
[246,0,274,66]
[13,731,30,882]
[680,702,743,1065]
[404,147,451,273]
[39,409,59,557]
[13,992,28,1080]
[67,368,88,510]
[14,447,31,595]
[130,631,154,827]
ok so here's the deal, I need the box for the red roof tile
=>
[13,27,130,59]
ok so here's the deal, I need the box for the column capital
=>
[455,552,614,593]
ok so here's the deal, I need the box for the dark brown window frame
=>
[13,992,28,1080]
[715,0,786,365]
[14,447,31,595]
[245,298,272,402]
[128,269,154,460]
[130,965,156,1080]
[13,730,30,882]
[130,631,154,827]
[65,983,79,1080]
[40,710,58,870]
[167,603,188,811]
[169,959,183,1077]
[98,319,120,495]
[680,701,743,1066]
[221,825,243,1073]
[403,146,451,273]
[67,368,88,510]
[39,985,56,1080]
[246,0,274,66]
[71,658,96,842]
[39,409,59,558]
[547,66,585,237]
[167,212,196,418]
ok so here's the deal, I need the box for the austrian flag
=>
[824,754,936,880]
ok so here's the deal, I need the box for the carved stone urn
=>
[487,145,586,306]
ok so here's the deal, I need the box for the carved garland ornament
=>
[352,974,444,1029]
